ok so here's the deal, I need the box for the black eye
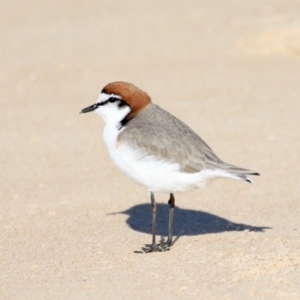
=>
[108,97,118,103]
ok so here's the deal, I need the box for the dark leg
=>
[150,191,157,246]
[142,191,169,253]
[142,191,158,252]
[167,193,175,246]
[158,193,175,250]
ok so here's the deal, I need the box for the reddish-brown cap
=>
[102,82,152,117]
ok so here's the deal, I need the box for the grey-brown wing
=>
[119,104,223,173]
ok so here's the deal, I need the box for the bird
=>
[80,81,259,252]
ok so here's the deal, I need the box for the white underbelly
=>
[108,140,208,193]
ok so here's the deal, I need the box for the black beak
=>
[80,103,99,114]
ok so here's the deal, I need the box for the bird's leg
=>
[167,193,175,246]
[158,193,175,250]
[150,191,157,247]
[142,191,169,253]
[142,191,158,252]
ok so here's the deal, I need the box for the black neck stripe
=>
[120,114,136,127]
[120,116,130,127]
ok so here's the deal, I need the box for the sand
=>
[1,0,300,299]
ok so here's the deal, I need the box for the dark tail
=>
[221,164,260,183]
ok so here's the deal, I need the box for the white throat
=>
[94,92,131,161]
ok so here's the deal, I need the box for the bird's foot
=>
[159,238,172,249]
[141,242,170,253]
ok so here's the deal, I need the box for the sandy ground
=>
[1,0,300,299]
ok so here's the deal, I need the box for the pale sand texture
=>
[1,0,300,299]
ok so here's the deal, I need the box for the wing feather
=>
[118,104,223,173]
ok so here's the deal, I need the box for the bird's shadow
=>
[112,203,270,241]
